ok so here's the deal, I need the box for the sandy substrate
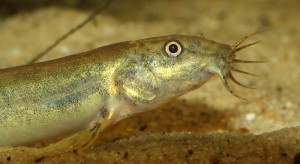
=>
[0,0,299,163]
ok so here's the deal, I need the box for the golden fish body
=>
[0,34,257,155]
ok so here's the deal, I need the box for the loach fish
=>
[0,31,263,156]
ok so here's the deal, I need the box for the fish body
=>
[0,34,258,155]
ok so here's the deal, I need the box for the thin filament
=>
[230,66,257,76]
[228,72,255,89]
[232,27,267,49]
[220,73,246,100]
[232,41,260,54]
[234,59,267,63]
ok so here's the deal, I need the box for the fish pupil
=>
[169,44,178,53]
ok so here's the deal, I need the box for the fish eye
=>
[164,40,183,57]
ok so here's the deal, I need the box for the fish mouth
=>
[217,28,267,100]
